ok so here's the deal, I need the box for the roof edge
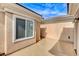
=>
[42,15,75,24]
[16,3,42,17]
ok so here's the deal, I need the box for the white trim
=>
[13,36,35,42]
[33,20,35,38]
[12,15,16,42]
[25,20,27,37]
[4,12,7,54]
[12,15,35,42]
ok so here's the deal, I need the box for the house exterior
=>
[1,3,79,56]
[0,3,42,55]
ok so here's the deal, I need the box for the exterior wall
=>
[69,3,79,55]
[41,22,74,42]
[76,20,79,55]
[36,22,40,42]
[0,3,41,54]
[5,12,40,54]
[74,21,77,49]
[0,12,5,53]
[69,3,79,16]
[1,3,41,22]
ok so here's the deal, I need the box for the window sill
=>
[12,36,34,43]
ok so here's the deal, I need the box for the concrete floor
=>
[9,38,57,56]
[8,38,75,56]
[49,40,76,56]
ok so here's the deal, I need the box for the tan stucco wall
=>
[0,12,5,53]
[5,12,40,54]
[41,22,74,42]
[69,3,79,16]
[0,3,41,54]
[36,22,40,42]
[76,20,79,55]
[0,3,41,22]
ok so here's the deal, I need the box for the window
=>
[16,18,25,39]
[13,15,35,42]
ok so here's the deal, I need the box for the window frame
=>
[12,15,35,42]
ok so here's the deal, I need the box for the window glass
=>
[26,20,33,37]
[16,18,25,39]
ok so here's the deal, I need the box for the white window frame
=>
[12,15,35,42]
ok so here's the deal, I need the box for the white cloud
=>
[57,12,67,15]
[35,9,59,15]
[33,4,67,19]
[42,11,66,19]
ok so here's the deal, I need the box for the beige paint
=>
[70,4,79,55]
[36,22,40,42]
[0,3,41,54]
[73,20,77,49]
[41,22,74,43]
[69,3,79,16]
[74,9,79,55]
[1,3,41,22]
[5,12,34,54]
[69,3,79,55]
[0,12,5,53]
[0,3,78,55]
[76,20,79,55]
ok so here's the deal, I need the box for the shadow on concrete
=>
[48,28,76,56]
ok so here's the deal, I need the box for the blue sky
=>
[20,3,67,19]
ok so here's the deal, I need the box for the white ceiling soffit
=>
[46,15,75,21]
